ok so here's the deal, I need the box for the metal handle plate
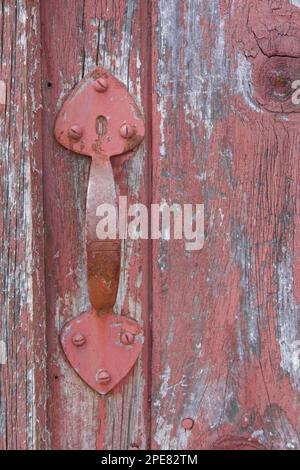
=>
[54,67,145,395]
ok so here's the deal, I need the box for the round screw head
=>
[181,418,194,430]
[120,331,135,346]
[68,124,83,140]
[93,77,108,92]
[96,369,111,385]
[72,332,86,347]
[119,123,134,139]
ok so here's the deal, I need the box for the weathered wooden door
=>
[1,0,300,450]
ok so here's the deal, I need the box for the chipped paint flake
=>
[277,253,300,386]
[237,54,261,112]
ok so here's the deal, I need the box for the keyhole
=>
[96,115,108,136]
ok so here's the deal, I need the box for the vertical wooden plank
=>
[0,0,48,449]
[151,0,300,450]
[41,0,151,449]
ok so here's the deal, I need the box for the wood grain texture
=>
[2,0,300,451]
[151,0,300,450]
[40,0,151,450]
[0,0,47,450]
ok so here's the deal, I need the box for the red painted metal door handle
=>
[54,68,145,394]
[86,155,120,311]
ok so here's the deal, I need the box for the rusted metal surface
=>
[55,67,144,312]
[54,67,144,160]
[60,311,143,395]
[54,67,145,395]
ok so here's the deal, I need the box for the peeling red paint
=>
[2,0,300,451]
[151,0,300,451]
[40,0,151,451]
[0,0,47,450]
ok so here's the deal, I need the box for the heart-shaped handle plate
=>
[60,310,144,395]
